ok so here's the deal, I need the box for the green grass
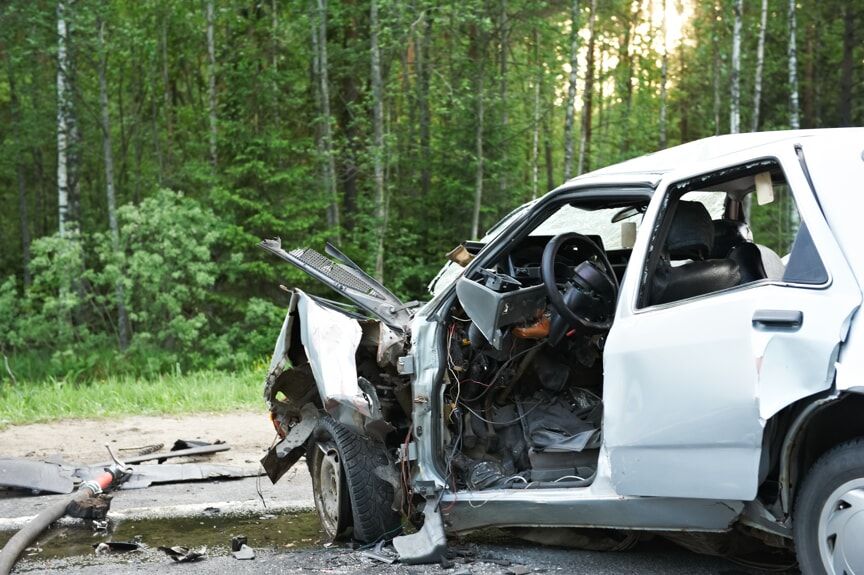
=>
[0,368,264,428]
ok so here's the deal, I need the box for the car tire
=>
[794,438,864,575]
[307,416,401,543]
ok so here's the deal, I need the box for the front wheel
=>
[794,438,864,575]
[307,416,402,543]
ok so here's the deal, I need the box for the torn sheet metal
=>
[392,505,447,565]
[0,459,77,494]
[261,403,319,483]
[296,291,380,435]
[159,546,207,563]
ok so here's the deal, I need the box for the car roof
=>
[561,128,862,187]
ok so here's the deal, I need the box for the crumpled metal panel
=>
[296,291,372,435]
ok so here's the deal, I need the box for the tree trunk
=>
[619,1,634,155]
[562,0,581,181]
[729,0,742,134]
[787,0,800,129]
[497,0,508,197]
[161,13,173,171]
[98,15,130,350]
[370,0,387,282]
[57,0,80,237]
[470,25,486,240]
[544,111,554,193]
[712,0,721,135]
[658,0,668,148]
[7,58,31,287]
[577,0,596,175]
[838,4,855,126]
[803,22,816,128]
[530,28,541,201]
[206,0,218,169]
[751,0,768,132]
[313,0,341,240]
[416,12,432,198]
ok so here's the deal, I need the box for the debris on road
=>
[231,544,256,560]
[0,439,247,495]
[93,541,141,554]
[0,459,77,494]
[67,493,113,519]
[360,540,397,564]
[230,536,247,552]
[117,443,164,456]
[158,545,207,563]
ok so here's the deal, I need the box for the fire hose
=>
[0,446,130,575]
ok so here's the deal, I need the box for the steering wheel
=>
[541,232,619,333]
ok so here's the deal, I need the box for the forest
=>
[0,0,860,384]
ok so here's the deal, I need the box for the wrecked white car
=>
[260,128,864,575]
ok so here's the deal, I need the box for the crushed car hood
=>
[260,238,414,332]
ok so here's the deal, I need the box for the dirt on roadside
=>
[0,411,276,469]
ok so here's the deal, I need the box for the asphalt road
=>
[12,536,789,575]
[0,412,799,574]
[1,468,797,575]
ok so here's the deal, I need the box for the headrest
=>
[711,219,753,258]
[666,201,714,260]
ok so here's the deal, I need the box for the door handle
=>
[752,309,803,330]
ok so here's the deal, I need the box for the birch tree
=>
[577,0,596,175]
[729,0,742,134]
[98,12,130,350]
[370,0,387,281]
[658,0,668,149]
[712,1,721,135]
[751,0,768,132]
[562,0,580,181]
[57,0,80,238]
[530,29,541,200]
[206,0,218,168]
[311,0,340,239]
[787,0,800,129]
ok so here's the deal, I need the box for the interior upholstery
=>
[650,201,742,305]
[729,243,767,284]
[711,219,753,258]
[665,201,715,260]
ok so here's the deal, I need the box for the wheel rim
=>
[314,443,342,538]
[818,478,864,575]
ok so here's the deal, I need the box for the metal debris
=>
[360,540,396,564]
[158,545,207,563]
[231,544,256,560]
[93,541,140,554]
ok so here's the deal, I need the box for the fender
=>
[777,389,864,515]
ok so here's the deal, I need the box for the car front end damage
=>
[260,288,412,484]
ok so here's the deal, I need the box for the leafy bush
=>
[0,189,280,384]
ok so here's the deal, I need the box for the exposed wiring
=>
[553,475,586,482]
[459,339,547,403]
[459,401,542,426]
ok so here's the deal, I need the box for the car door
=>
[602,145,861,501]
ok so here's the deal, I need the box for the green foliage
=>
[0,190,283,383]
[0,0,861,388]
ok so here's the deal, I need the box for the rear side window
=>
[783,223,828,284]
